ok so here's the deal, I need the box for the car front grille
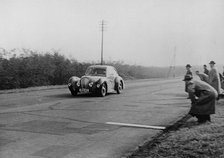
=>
[80,77,90,88]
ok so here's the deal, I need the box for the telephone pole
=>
[100,20,105,65]
[167,46,176,78]
[173,48,176,78]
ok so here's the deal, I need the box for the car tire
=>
[99,83,107,97]
[116,81,122,94]
[69,86,78,96]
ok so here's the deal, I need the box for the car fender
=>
[68,76,80,87]
[97,78,108,89]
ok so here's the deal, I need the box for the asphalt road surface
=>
[0,78,190,158]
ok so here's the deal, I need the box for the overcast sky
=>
[0,0,224,67]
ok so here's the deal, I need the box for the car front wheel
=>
[99,83,107,97]
[69,86,78,96]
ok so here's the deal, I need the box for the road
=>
[0,78,190,158]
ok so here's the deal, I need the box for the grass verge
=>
[129,100,224,158]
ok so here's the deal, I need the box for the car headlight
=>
[76,81,80,86]
[96,83,101,88]
[89,82,94,87]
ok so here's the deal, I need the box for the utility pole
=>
[167,46,176,78]
[100,20,105,65]
[173,46,176,78]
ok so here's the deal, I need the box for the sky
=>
[0,0,224,67]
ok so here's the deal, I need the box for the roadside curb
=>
[123,113,191,158]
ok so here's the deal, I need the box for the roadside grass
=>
[130,100,224,158]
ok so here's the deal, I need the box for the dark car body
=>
[68,65,124,97]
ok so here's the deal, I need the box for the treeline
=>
[0,49,185,90]
[110,61,185,80]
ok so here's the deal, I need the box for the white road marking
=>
[106,122,166,130]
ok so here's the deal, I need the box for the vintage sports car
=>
[68,65,124,97]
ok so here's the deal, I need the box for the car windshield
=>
[85,67,106,77]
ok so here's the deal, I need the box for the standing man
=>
[223,66,224,76]
[186,64,193,76]
[208,61,221,96]
[183,75,218,123]
[203,65,209,75]
[220,71,224,90]
[195,71,209,83]
[185,64,193,98]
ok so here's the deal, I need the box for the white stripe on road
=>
[106,122,166,130]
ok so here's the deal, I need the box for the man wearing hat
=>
[185,64,193,76]
[208,61,221,96]
[185,64,193,98]
[183,75,218,123]
[223,66,224,77]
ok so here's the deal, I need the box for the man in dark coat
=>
[220,73,224,90]
[183,75,218,123]
[185,64,193,98]
[203,65,209,75]
[208,61,221,95]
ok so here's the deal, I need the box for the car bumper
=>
[68,84,100,94]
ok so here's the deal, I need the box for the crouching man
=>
[183,75,218,123]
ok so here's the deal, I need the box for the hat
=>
[186,64,192,68]
[183,75,193,81]
[209,61,216,64]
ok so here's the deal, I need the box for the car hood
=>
[81,76,106,82]
[80,76,106,88]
